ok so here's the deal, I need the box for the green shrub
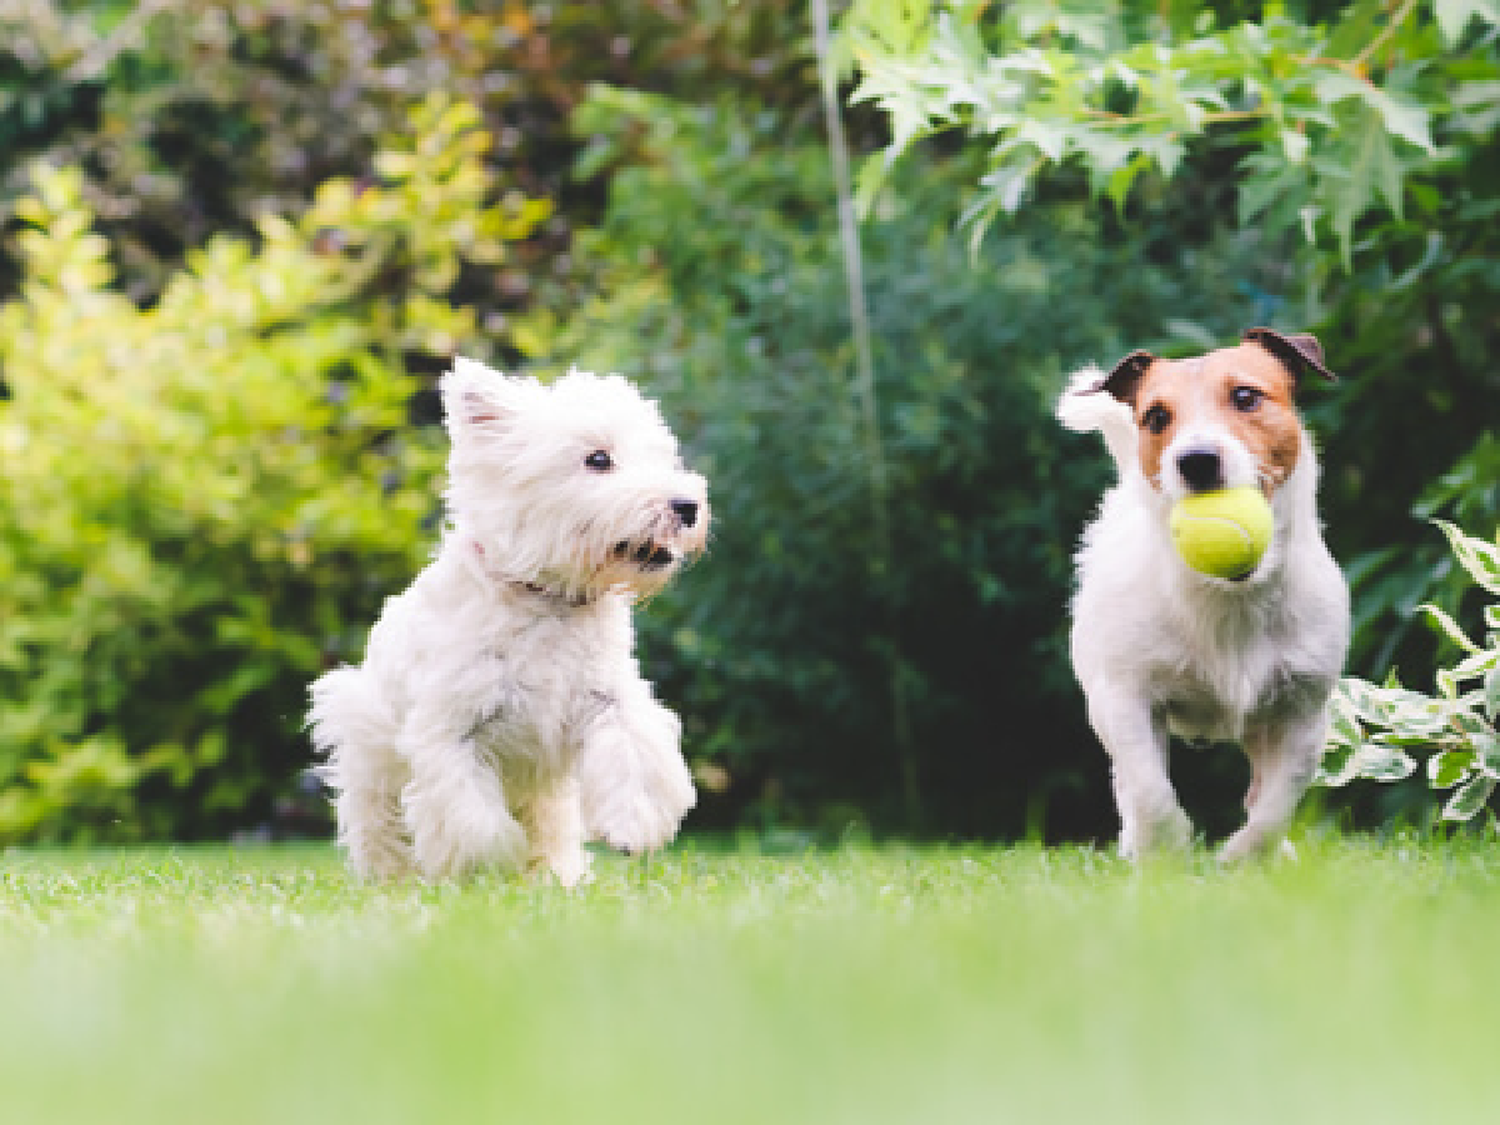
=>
[0,97,547,842]
[1319,521,1500,823]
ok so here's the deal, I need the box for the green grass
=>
[2,835,1498,1124]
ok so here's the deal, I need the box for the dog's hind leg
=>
[1221,712,1324,863]
[330,748,415,880]
[309,666,415,879]
[1086,684,1193,859]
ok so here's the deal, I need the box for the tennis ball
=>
[1169,487,1273,580]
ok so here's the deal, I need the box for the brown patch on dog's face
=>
[1119,343,1305,496]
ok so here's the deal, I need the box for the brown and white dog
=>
[1058,329,1349,861]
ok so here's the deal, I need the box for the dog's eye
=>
[584,450,613,471]
[1141,404,1172,435]
[1231,386,1263,412]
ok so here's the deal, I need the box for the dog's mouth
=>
[614,539,676,570]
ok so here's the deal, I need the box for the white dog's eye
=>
[584,450,614,471]
[1141,404,1172,435]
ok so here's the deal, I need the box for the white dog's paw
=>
[409,793,528,881]
[530,847,595,889]
[578,701,696,854]
[585,788,687,855]
[1119,805,1193,860]
[344,834,418,882]
[1218,825,1296,865]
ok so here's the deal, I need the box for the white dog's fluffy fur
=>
[1059,339,1348,861]
[309,359,708,884]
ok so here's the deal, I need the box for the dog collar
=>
[513,580,595,609]
[470,539,595,608]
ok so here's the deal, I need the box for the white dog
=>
[1058,328,1348,862]
[308,359,709,884]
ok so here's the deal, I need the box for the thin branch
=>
[811,0,921,826]
[1353,0,1422,68]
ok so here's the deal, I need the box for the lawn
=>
[1,835,1496,1124]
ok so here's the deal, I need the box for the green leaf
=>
[1473,731,1500,777]
[1316,741,1356,787]
[1450,647,1500,686]
[1428,747,1476,788]
[1351,740,1418,783]
[975,157,1040,215]
[1452,710,1497,741]
[1337,677,1388,725]
[1311,71,1435,155]
[1442,774,1496,821]
[1328,693,1364,746]
[1433,520,1500,596]
[1434,0,1500,47]
[1420,602,1481,655]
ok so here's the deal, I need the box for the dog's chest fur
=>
[1147,581,1333,740]
[465,599,628,776]
[1072,476,1346,742]
[369,547,637,780]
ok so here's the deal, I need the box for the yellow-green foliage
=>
[0,96,548,842]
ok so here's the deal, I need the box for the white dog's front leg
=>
[1085,681,1192,859]
[578,681,696,855]
[522,777,593,888]
[1221,710,1325,863]
[399,716,528,880]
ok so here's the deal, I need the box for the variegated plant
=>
[1318,522,1500,821]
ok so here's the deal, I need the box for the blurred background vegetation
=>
[0,0,1495,844]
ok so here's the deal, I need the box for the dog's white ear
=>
[441,357,535,438]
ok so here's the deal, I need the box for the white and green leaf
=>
[1442,774,1497,821]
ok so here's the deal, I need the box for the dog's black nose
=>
[670,498,699,528]
[1176,448,1223,492]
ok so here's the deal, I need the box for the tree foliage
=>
[0,0,814,306]
[843,0,1498,261]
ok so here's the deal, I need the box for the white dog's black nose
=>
[1177,447,1223,493]
[670,498,699,528]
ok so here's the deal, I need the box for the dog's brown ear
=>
[1094,350,1156,406]
[1243,327,1337,384]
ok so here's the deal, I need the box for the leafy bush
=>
[0,97,546,842]
[1319,522,1500,823]
[524,85,1297,837]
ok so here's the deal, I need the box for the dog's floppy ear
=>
[441,357,535,438]
[1243,327,1337,385]
[1090,350,1156,406]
